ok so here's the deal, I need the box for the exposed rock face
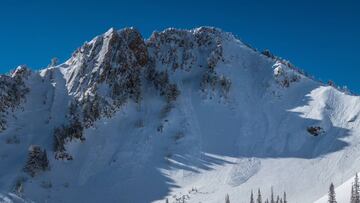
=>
[147,27,226,100]
[273,61,301,88]
[54,28,149,149]
[66,28,147,101]
[49,27,232,157]
[147,27,224,72]
[307,126,324,136]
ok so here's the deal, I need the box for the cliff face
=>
[0,27,360,203]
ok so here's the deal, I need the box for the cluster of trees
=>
[23,145,50,177]
[200,70,218,92]
[224,187,287,203]
[327,173,360,203]
[53,103,85,160]
[53,118,84,159]
[207,40,223,71]
[146,66,180,103]
[200,71,231,98]
[81,94,108,128]
[222,174,360,203]
[0,66,30,131]
[148,28,197,72]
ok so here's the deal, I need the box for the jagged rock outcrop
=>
[147,27,224,72]
[66,27,147,100]
[273,61,302,88]
[52,28,150,157]
[52,27,232,157]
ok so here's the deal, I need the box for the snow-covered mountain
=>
[1,27,360,203]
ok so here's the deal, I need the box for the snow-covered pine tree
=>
[328,182,337,203]
[250,190,255,203]
[270,187,275,203]
[23,145,50,177]
[257,189,262,203]
[351,184,356,203]
[355,173,360,203]
[283,192,287,203]
[165,198,169,203]
[225,194,230,203]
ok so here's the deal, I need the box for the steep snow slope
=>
[1,27,360,203]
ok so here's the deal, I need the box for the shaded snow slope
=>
[1,27,360,203]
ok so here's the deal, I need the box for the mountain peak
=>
[1,27,359,203]
[104,27,117,36]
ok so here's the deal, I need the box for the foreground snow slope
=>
[1,27,360,203]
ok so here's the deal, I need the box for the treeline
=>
[223,172,360,203]
[224,187,287,203]
[165,173,360,203]
[328,173,360,203]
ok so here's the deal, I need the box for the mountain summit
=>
[1,27,360,203]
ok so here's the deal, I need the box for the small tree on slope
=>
[270,187,275,203]
[357,173,360,203]
[352,173,360,203]
[328,183,337,203]
[250,190,255,203]
[351,184,357,203]
[276,195,280,203]
[257,189,262,203]
[23,145,50,177]
[283,192,287,203]
[225,194,230,203]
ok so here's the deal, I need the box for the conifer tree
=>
[351,184,356,203]
[355,173,360,203]
[283,192,287,203]
[250,190,255,203]
[352,173,360,203]
[328,183,337,203]
[225,194,230,203]
[270,187,275,203]
[23,145,50,177]
[257,189,262,203]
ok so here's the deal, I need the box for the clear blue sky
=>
[1,0,359,92]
